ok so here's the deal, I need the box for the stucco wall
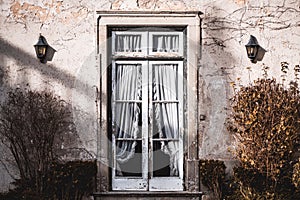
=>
[0,0,299,192]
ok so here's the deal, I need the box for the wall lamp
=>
[245,35,266,63]
[34,34,56,63]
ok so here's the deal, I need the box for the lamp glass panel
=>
[246,46,257,58]
[37,46,46,58]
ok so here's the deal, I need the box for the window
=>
[149,32,183,55]
[110,29,184,191]
[97,11,202,194]
[112,31,147,54]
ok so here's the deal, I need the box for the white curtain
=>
[153,64,179,176]
[113,63,180,176]
[116,35,141,52]
[113,64,142,163]
[153,35,179,52]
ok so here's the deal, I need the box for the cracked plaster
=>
[0,0,299,192]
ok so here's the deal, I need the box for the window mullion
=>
[111,61,117,181]
[141,61,149,185]
[178,61,184,180]
[148,60,154,180]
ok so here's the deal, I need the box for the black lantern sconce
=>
[245,35,266,63]
[34,34,56,63]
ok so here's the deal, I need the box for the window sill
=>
[93,191,204,198]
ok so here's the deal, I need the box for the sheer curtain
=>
[116,35,141,52]
[153,64,179,176]
[113,64,142,164]
[153,35,179,52]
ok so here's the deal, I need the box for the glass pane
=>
[116,140,142,177]
[152,103,179,139]
[152,64,178,101]
[113,64,142,138]
[152,35,179,52]
[114,103,142,139]
[114,64,142,101]
[151,62,180,178]
[152,141,179,177]
[115,34,142,52]
[112,63,143,177]
[152,63,179,139]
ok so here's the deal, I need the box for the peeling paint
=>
[10,1,49,23]
[8,1,89,25]
[232,0,247,5]
[111,0,138,10]
[55,1,63,14]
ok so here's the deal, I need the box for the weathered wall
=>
[0,0,299,192]
[0,0,99,191]
[199,0,300,161]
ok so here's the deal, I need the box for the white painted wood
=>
[112,135,147,191]
[149,32,183,56]
[141,59,149,190]
[148,61,184,191]
[99,16,200,26]
[112,60,184,191]
[98,11,201,192]
[111,60,148,191]
[148,60,154,180]
[149,177,183,191]
[112,31,147,56]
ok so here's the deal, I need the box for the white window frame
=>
[111,60,148,191]
[148,60,184,191]
[149,32,184,56]
[97,11,201,193]
[111,59,184,191]
[112,31,148,56]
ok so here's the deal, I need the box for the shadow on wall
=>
[0,54,8,99]
[199,4,239,160]
[0,36,100,151]
[0,57,6,87]
[0,37,94,97]
[0,37,98,191]
[199,0,300,160]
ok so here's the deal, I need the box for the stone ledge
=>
[93,191,204,199]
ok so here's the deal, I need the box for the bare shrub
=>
[227,64,300,199]
[0,88,75,195]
